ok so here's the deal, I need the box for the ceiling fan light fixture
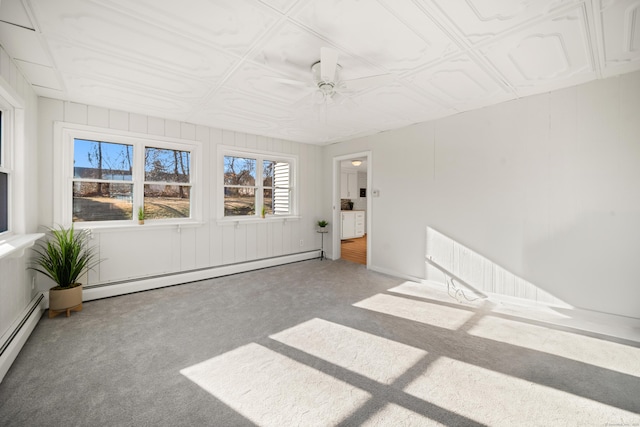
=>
[352,160,362,166]
[312,89,326,104]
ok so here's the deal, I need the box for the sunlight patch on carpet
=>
[180,343,371,426]
[468,316,640,377]
[353,294,474,330]
[405,356,639,426]
[270,318,427,384]
[362,403,444,426]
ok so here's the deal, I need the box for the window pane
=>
[145,147,191,183]
[263,160,274,187]
[73,182,133,222]
[263,188,272,214]
[224,187,255,216]
[74,139,133,180]
[224,156,255,185]
[0,172,7,232]
[144,184,190,219]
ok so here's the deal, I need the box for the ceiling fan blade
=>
[341,73,393,91]
[274,77,311,87]
[332,92,358,109]
[320,47,339,82]
[292,92,313,108]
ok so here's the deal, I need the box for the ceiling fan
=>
[277,47,392,108]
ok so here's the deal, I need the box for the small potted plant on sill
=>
[29,225,101,318]
[138,206,145,225]
[261,205,267,219]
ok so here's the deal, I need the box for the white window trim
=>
[0,106,12,237]
[54,122,202,229]
[0,76,23,239]
[217,145,299,224]
[0,75,44,259]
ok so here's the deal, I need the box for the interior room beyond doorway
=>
[339,156,367,265]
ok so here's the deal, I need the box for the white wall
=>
[324,71,640,319]
[0,45,41,356]
[37,99,323,288]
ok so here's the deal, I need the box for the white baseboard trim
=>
[367,264,425,284]
[395,279,640,343]
[81,250,321,303]
[0,293,45,383]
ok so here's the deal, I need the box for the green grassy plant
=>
[29,225,101,289]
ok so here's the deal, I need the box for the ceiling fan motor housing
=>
[311,61,341,89]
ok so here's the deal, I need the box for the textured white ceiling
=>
[1,0,639,144]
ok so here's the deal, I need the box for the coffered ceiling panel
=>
[407,55,514,111]
[291,0,448,72]
[0,22,50,65]
[29,0,240,80]
[356,82,452,125]
[430,0,581,44]
[13,59,61,89]
[482,4,597,95]
[599,0,640,76]
[0,0,35,30]
[0,0,638,144]
[97,0,282,57]
[63,74,194,119]
[250,20,379,82]
[48,41,215,100]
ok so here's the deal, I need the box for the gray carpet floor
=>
[0,259,639,426]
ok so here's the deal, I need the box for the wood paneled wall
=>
[37,99,323,287]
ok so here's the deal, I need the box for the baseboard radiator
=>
[1,251,320,382]
[0,293,45,383]
[82,250,322,303]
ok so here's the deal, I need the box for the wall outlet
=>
[299,239,304,247]
[31,276,36,290]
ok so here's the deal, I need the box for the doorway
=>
[332,151,372,266]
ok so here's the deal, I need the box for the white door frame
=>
[332,150,372,266]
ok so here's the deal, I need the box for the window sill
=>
[75,220,204,232]
[217,216,301,226]
[0,233,45,260]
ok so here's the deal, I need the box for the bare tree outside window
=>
[223,154,291,218]
[72,139,134,222]
[144,147,192,219]
[224,156,256,216]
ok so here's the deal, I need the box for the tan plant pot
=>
[49,284,83,318]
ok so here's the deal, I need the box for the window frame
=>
[0,102,13,237]
[55,122,202,228]
[218,145,297,222]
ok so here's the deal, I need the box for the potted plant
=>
[29,225,101,318]
[317,220,329,228]
[138,206,145,225]
[261,205,267,219]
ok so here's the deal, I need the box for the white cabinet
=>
[341,212,355,239]
[341,211,365,239]
[355,211,365,236]
[340,172,358,199]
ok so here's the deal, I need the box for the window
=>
[58,123,200,226]
[221,148,295,219]
[144,147,191,219]
[0,110,9,234]
[73,139,134,222]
